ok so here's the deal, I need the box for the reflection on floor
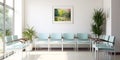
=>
[4,51,120,60]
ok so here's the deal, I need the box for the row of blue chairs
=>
[33,33,90,51]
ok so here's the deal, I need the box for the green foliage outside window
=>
[0,6,12,37]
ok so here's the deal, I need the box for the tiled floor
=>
[4,51,120,60]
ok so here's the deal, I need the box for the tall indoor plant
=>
[23,26,36,41]
[91,9,106,38]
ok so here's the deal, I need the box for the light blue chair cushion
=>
[95,36,115,51]
[50,33,62,44]
[13,42,24,49]
[37,33,49,40]
[77,33,90,44]
[50,33,62,40]
[63,33,75,44]
[108,36,115,46]
[104,35,109,40]
[63,33,74,40]
[12,35,18,40]
[36,33,49,44]
[77,33,88,40]
[5,36,12,42]
[77,40,90,44]
[6,42,14,46]
[96,44,114,50]
[5,45,14,51]
[63,39,76,44]
[50,40,62,44]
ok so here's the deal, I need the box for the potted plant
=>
[23,26,36,42]
[91,9,106,38]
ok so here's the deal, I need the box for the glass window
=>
[0,0,3,3]
[6,0,13,7]
[5,8,13,35]
[0,0,14,59]
[0,5,3,58]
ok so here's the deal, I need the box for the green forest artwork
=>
[54,8,71,22]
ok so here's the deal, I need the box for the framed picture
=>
[53,6,73,23]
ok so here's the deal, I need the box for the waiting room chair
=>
[5,36,14,57]
[12,35,25,50]
[62,33,76,51]
[77,33,90,51]
[49,33,63,51]
[34,33,49,51]
[91,35,109,50]
[94,36,115,60]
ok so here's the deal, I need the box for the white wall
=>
[103,0,111,35]
[104,0,120,52]
[24,0,103,34]
[111,0,120,52]
[14,0,23,38]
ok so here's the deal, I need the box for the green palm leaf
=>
[92,9,106,38]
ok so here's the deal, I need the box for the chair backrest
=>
[5,36,12,43]
[12,35,18,40]
[63,33,74,40]
[77,33,88,40]
[108,36,115,47]
[99,35,109,44]
[38,33,49,40]
[104,35,109,41]
[50,33,62,40]
[99,35,105,39]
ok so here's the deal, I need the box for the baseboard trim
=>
[109,52,120,55]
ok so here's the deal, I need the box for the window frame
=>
[0,0,14,59]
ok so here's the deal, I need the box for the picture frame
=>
[52,6,73,24]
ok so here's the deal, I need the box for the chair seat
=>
[35,39,48,44]
[6,42,14,46]
[77,40,90,44]
[50,40,62,44]
[95,44,114,50]
[6,41,21,46]
[14,44,25,49]
[5,45,14,50]
[63,39,76,44]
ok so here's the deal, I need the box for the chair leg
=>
[62,44,64,51]
[90,41,92,52]
[92,47,94,55]
[96,50,99,60]
[74,44,76,51]
[62,43,63,51]
[48,44,50,51]
[106,51,111,60]
[76,44,78,51]
[95,49,97,60]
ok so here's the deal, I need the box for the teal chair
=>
[5,36,14,57]
[12,35,25,50]
[49,33,62,51]
[94,36,115,60]
[5,36,14,48]
[92,35,110,52]
[12,35,18,40]
[77,33,90,51]
[12,35,19,44]
[5,36,12,43]
[34,33,49,51]
[63,33,76,51]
